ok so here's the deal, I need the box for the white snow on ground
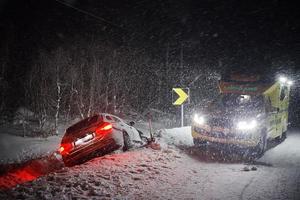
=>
[259,129,300,168]
[158,126,193,146]
[0,125,300,199]
[0,123,68,164]
[0,133,61,164]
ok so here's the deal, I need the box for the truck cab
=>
[191,74,292,154]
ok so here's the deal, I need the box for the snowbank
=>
[0,116,78,164]
[0,133,61,164]
[158,126,193,147]
[258,131,300,168]
[2,133,300,200]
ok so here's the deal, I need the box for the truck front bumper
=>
[192,129,259,148]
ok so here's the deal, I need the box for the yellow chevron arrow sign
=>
[172,88,189,105]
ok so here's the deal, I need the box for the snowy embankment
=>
[1,120,300,199]
[0,122,69,164]
[0,134,61,164]
[1,132,300,199]
[158,126,193,147]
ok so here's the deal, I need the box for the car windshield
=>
[220,94,264,109]
[66,115,101,134]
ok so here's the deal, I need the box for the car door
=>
[125,124,141,142]
[104,114,141,143]
[111,116,133,137]
[113,117,142,142]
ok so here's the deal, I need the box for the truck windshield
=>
[220,94,264,109]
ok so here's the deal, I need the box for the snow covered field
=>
[0,134,61,164]
[0,123,69,164]
[0,125,300,199]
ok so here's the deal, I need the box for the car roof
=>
[100,113,123,121]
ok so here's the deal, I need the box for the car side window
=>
[112,116,121,123]
[105,115,114,122]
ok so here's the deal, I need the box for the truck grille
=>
[208,118,232,128]
[194,118,243,139]
[210,130,226,138]
[206,130,237,139]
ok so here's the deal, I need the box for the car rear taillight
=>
[95,122,113,135]
[59,143,73,155]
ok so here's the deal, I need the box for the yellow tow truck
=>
[191,73,292,154]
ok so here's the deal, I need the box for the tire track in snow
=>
[239,176,255,200]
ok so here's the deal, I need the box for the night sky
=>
[0,0,299,123]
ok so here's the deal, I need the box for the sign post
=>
[172,88,189,127]
[181,103,184,127]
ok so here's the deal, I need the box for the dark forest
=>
[0,0,299,130]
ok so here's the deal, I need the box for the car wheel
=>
[123,131,132,151]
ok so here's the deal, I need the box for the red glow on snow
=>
[0,153,63,190]
[13,165,39,182]
[0,163,40,188]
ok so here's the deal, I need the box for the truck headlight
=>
[237,119,257,130]
[193,114,205,125]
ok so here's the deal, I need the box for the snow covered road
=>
[1,128,300,199]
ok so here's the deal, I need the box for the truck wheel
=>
[193,138,207,148]
[282,131,287,139]
[193,138,200,146]
[255,133,267,156]
[276,131,287,143]
[123,132,132,151]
